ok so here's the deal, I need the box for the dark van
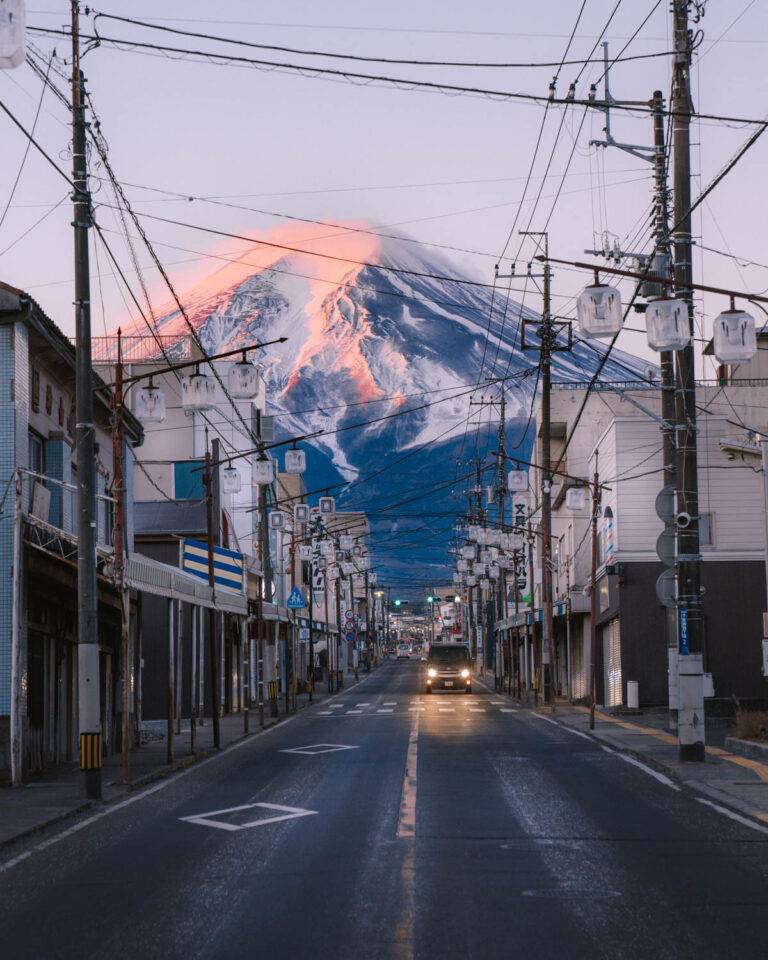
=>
[425,643,472,694]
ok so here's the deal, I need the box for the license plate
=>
[444,680,453,687]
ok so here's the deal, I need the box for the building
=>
[0,283,143,780]
[523,370,768,710]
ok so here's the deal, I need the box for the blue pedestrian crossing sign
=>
[287,587,306,610]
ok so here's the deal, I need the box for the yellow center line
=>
[397,713,419,839]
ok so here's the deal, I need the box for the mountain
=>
[115,224,650,593]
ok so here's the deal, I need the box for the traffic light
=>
[426,595,434,603]
[394,599,401,606]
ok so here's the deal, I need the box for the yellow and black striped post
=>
[80,732,102,797]
[267,680,278,702]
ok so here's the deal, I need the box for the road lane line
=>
[438,708,455,713]
[397,714,419,840]
[0,707,302,874]
[469,708,486,713]
[408,707,425,712]
[696,798,768,835]
[378,709,394,713]
[346,710,363,715]
[601,745,680,791]
[383,702,397,706]
[500,708,518,714]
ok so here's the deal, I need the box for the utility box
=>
[627,680,639,710]
[668,648,680,710]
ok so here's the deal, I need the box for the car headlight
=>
[428,668,437,678]
[461,668,470,678]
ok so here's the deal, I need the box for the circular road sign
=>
[345,631,356,642]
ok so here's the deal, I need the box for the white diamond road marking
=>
[280,744,360,756]
[180,802,317,832]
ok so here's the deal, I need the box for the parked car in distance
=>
[425,643,472,693]
[396,642,411,659]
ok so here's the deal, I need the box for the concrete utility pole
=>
[497,391,507,691]
[204,449,221,749]
[72,1,101,800]
[672,0,705,762]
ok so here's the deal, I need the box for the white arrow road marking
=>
[281,744,360,755]
[179,802,317,832]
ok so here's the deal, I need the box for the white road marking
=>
[316,711,333,716]
[346,710,363,715]
[383,702,397,706]
[355,703,369,707]
[500,709,518,713]
[180,802,317,832]
[280,744,359,756]
[563,726,594,742]
[531,713,561,726]
[378,709,394,713]
[695,798,768,835]
[438,708,455,713]
[469,708,486,713]
[0,709,302,874]
[490,701,505,705]
[408,707,425,712]
[601,745,680,791]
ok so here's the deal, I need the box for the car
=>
[425,643,472,694]
[396,642,411,659]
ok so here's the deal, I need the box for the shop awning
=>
[125,553,247,615]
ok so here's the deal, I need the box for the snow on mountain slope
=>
[115,223,651,583]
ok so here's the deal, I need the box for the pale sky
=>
[1,0,767,376]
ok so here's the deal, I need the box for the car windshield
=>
[428,646,469,661]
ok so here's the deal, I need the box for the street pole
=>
[497,391,507,692]
[589,453,599,730]
[672,0,705,762]
[10,471,22,787]
[204,450,221,749]
[308,557,315,700]
[72,2,101,800]
[527,522,536,703]
[539,240,555,707]
[112,330,131,785]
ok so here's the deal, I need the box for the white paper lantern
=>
[0,0,25,69]
[227,357,260,398]
[645,298,690,352]
[457,559,469,573]
[342,561,355,575]
[466,575,477,587]
[328,566,339,581]
[319,496,336,515]
[268,510,286,530]
[488,564,500,579]
[252,457,274,485]
[480,578,491,590]
[319,539,335,558]
[507,469,528,492]
[339,534,354,550]
[461,545,476,560]
[565,486,587,511]
[488,547,500,561]
[480,549,492,563]
[467,524,481,541]
[712,309,758,364]
[299,545,313,561]
[285,448,306,473]
[221,464,241,494]
[473,561,486,575]
[294,503,310,524]
[135,382,166,423]
[181,371,216,411]
[352,544,363,557]
[577,283,624,338]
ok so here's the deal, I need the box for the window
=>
[30,367,40,413]
[28,431,43,475]
[699,514,713,546]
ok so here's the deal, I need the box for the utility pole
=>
[589,453,600,730]
[112,330,131,784]
[672,0,705,762]
[497,390,507,692]
[72,2,101,800]
[204,449,221,749]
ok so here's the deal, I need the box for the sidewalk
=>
[476,671,768,829]
[0,668,373,851]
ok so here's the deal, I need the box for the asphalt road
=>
[2,659,768,960]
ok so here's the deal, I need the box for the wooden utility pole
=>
[672,0,705,762]
[72,0,101,799]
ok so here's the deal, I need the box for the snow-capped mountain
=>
[116,224,649,588]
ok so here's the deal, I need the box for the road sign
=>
[679,607,689,654]
[346,632,356,642]
[344,609,354,619]
[655,569,677,609]
[287,587,306,610]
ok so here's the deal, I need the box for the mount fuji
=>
[117,223,649,591]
